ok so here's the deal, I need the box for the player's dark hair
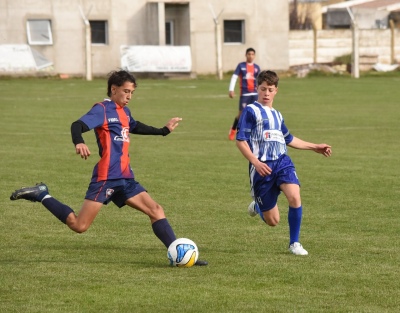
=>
[246,47,256,54]
[257,70,279,87]
[107,70,137,97]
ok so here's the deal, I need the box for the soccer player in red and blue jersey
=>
[228,47,260,140]
[236,70,332,255]
[10,70,208,266]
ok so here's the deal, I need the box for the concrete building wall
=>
[289,28,400,66]
[0,0,289,76]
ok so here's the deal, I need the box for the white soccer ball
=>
[167,238,199,267]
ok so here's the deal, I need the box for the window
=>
[89,21,108,44]
[165,21,174,45]
[224,20,244,43]
[26,20,53,45]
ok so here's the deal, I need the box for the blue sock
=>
[255,202,265,222]
[41,197,74,224]
[37,191,48,202]
[288,206,302,245]
[152,218,176,248]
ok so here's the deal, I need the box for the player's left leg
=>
[121,180,207,265]
[280,183,308,255]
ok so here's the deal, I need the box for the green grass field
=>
[0,74,399,313]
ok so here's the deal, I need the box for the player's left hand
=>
[314,144,332,157]
[165,117,182,132]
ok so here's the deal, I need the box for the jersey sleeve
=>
[236,106,254,141]
[79,103,106,130]
[124,107,138,132]
[281,119,293,144]
[233,63,242,76]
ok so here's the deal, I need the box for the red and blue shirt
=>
[79,100,137,182]
[234,62,261,95]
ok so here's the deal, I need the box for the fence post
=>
[347,7,359,78]
[389,19,395,64]
[313,22,317,64]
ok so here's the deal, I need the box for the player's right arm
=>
[228,63,241,98]
[70,103,105,160]
[71,120,91,160]
[228,74,238,98]
[236,140,272,176]
[235,107,272,176]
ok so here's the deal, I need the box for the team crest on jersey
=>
[114,127,130,142]
[245,72,254,80]
[106,188,114,198]
[263,131,270,139]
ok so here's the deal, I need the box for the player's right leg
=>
[10,182,74,225]
[65,199,102,233]
[228,112,240,140]
[10,182,101,233]
[261,205,280,226]
[249,174,280,226]
[229,97,246,140]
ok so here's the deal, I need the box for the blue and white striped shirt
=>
[236,101,293,162]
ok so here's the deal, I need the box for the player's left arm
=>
[287,137,332,157]
[130,117,182,136]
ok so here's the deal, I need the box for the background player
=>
[228,47,261,140]
[10,70,208,266]
[235,70,332,255]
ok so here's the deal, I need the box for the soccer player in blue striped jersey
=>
[236,70,332,255]
[10,70,208,266]
[228,47,260,140]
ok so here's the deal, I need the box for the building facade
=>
[0,0,289,76]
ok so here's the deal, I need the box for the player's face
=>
[111,82,135,107]
[257,82,278,107]
[246,51,255,63]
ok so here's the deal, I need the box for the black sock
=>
[41,197,74,224]
[152,218,176,248]
[232,117,239,130]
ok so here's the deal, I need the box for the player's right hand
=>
[254,160,272,177]
[75,143,91,160]
[229,91,235,98]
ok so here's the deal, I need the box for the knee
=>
[265,217,280,227]
[74,227,88,234]
[68,222,90,234]
[287,195,301,208]
[148,203,165,220]
[262,213,280,226]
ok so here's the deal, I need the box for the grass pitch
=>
[0,74,399,312]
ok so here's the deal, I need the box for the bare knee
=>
[285,192,301,208]
[262,206,280,226]
[66,219,90,233]
[265,216,280,227]
[148,203,166,221]
[72,225,89,234]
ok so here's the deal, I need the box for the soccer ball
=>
[167,238,199,267]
